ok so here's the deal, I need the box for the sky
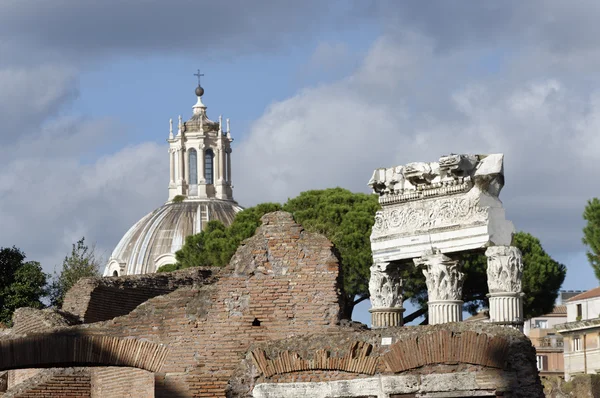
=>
[1,1,599,324]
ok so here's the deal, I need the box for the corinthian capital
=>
[485,246,523,293]
[369,261,403,309]
[414,251,464,301]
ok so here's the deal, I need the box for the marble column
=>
[414,250,464,325]
[226,148,232,184]
[175,147,181,182]
[169,149,175,185]
[368,261,404,328]
[198,145,206,184]
[218,148,225,182]
[179,147,185,182]
[184,147,190,184]
[485,246,524,331]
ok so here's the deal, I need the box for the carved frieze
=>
[369,153,504,204]
[372,194,488,238]
[414,251,464,301]
[485,246,523,293]
[369,261,403,308]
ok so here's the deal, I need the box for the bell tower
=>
[167,72,234,201]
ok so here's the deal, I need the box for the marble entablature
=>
[369,153,515,263]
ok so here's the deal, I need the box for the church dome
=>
[104,199,243,276]
[104,76,242,277]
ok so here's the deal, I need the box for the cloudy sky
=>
[1,1,599,322]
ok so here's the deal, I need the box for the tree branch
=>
[403,307,427,323]
[352,294,369,307]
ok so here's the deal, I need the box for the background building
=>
[525,305,566,376]
[557,287,600,380]
[103,82,243,276]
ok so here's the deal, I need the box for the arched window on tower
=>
[189,149,197,185]
[204,149,214,184]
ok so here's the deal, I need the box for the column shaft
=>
[169,150,175,183]
[226,149,232,183]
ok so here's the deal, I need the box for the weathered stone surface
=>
[369,261,403,308]
[2,212,542,398]
[2,368,91,398]
[369,153,514,263]
[3,211,345,397]
[62,267,215,323]
[485,245,523,294]
[11,307,79,335]
[231,322,544,398]
[414,251,464,302]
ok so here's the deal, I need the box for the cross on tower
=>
[194,69,204,86]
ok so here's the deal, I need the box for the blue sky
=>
[1,1,599,324]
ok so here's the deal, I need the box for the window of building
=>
[204,149,214,184]
[577,304,583,320]
[189,149,197,184]
[536,355,547,371]
[574,337,582,351]
[534,319,548,329]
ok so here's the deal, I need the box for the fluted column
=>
[485,246,524,331]
[368,261,404,328]
[414,250,464,325]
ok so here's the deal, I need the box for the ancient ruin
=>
[0,212,544,397]
[368,154,525,328]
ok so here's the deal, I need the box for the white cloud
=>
[234,31,600,264]
[0,65,78,142]
[0,117,165,274]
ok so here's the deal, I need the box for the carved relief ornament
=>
[485,246,523,293]
[414,252,464,301]
[372,195,488,237]
[368,261,403,309]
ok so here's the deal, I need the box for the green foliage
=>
[0,247,47,325]
[49,237,101,308]
[175,203,283,268]
[583,198,600,281]
[157,263,181,273]
[172,195,186,203]
[173,187,564,321]
[516,232,566,318]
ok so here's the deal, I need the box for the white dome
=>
[104,199,242,276]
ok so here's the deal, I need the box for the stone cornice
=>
[555,318,600,333]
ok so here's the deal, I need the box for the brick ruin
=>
[0,212,544,397]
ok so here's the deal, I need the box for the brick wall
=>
[8,370,43,390]
[12,308,76,335]
[9,212,344,397]
[0,211,544,397]
[62,267,214,323]
[90,367,153,398]
[230,324,544,397]
[2,369,90,398]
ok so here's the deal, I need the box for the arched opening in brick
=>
[0,334,168,374]
[252,318,261,327]
[112,270,118,277]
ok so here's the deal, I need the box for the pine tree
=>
[583,198,600,280]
